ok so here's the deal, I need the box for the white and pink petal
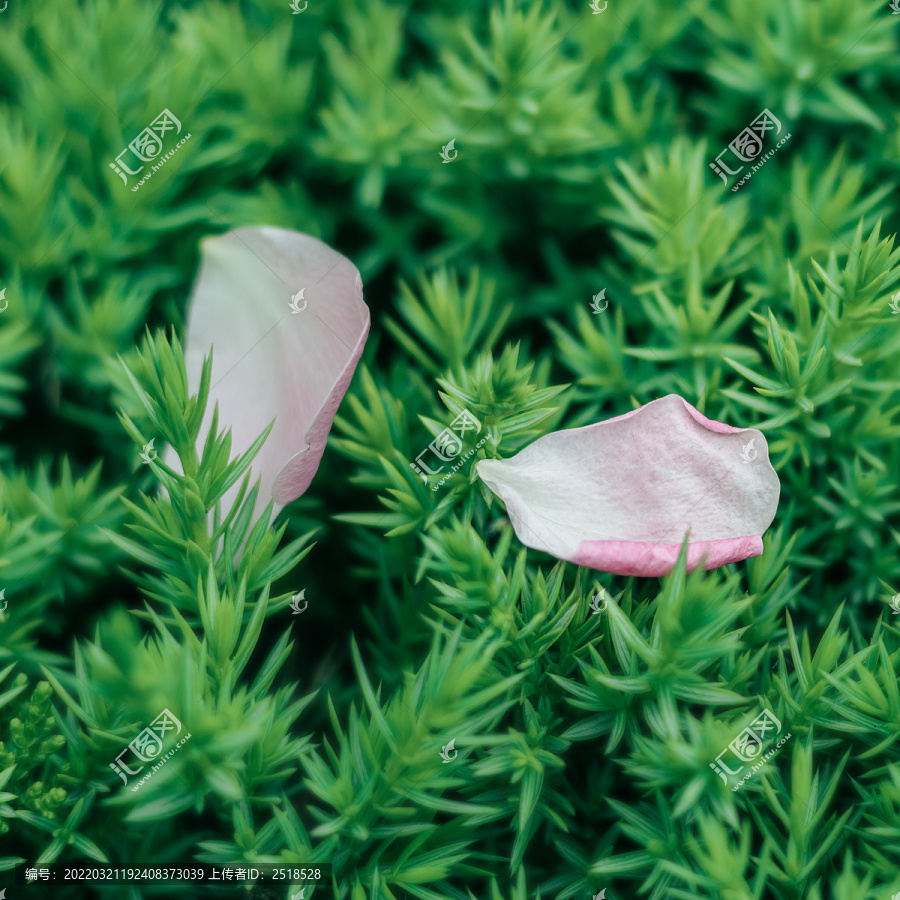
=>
[475,394,780,577]
[176,225,369,521]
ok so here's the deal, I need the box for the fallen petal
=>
[179,226,369,521]
[475,394,780,577]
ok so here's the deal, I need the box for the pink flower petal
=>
[475,394,780,577]
[179,226,369,520]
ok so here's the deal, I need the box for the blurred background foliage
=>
[2,0,900,897]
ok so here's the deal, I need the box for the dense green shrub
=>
[2,0,900,898]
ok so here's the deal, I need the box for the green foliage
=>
[0,675,67,827]
[2,0,900,897]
